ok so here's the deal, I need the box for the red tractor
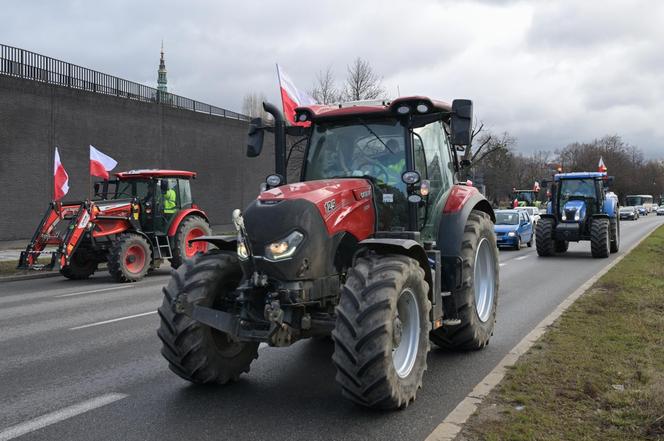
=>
[158,97,499,409]
[18,170,211,282]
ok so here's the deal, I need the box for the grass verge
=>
[459,225,664,441]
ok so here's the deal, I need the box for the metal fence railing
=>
[0,44,249,121]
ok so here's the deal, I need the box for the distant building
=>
[158,42,167,93]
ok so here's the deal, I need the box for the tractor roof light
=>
[416,103,429,113]
[396,105,411,115]
[297,113,308,122]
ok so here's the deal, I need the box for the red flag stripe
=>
[90,159,110,179]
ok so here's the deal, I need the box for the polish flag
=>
[598,156,607,173]
[53,147,70,201]
[90,145,117,179]
[276,64,317,125]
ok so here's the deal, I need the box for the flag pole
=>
[89,145,92,201]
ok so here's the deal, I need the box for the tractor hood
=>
[562,200,586,221]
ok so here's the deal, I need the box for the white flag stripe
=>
[277,64,316,106]
[89,145,118,171]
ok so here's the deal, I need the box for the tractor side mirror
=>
[607,176,615,184]
[246,117,265,158]
[460,159,471,168]
[541,179,549,187]
[93,182,101,197]
[450,99,473,146]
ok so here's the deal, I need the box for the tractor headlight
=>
[561,213,567,221]
[574,211,581,221]
[264,231,304,261]
[508,231,516,237]
[237,239,249,260]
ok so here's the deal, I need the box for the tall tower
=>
[157,41,167,93]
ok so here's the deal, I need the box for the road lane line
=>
[0,393,127,441]
[425,221,663,441]
[55,286,133,298]
[69,311,156,330]
[499,263,506,267]
[515,255,529,261]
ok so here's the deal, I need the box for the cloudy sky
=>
[3,0,664,157]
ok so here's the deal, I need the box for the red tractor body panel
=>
[258,179,375,241]
[167,208,209,237]
[443,184,480,214]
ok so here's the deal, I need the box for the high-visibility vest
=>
[164,188,177,213]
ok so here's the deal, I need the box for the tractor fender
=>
[602,197,618,217]
[591,213,610,220]
[437,185,495,259]
[188,235,237,252]
[356,238,433,298]
[167,209,209,237]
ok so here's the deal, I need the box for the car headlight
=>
[508,231,516,237]
[264,231,304,261]
[237,238,249,260]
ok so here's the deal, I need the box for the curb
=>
[425,222,663,441]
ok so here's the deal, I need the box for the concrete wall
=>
[0,75,274,241]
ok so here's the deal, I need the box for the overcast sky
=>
[3,0,663,157]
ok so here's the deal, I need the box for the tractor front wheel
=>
[591,218,610,258]
[158,251,258,384]
[108,233,152,282]
[610,217,620,253]
[429,210,498,351]
[536,218,555,256]
[169,216,211,269]
[332,254,431,409]
[60,249,98,280]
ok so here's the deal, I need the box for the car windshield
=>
[496,212,519,225]
[303,119,406,186]
[620,207,633,212]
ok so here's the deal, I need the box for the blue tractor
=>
[536,172,619,258]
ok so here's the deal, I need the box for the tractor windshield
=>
[304,119,406,187]
[560,179,595,200]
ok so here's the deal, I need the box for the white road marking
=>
[259,343,268,350]
[69,311,156,330]
[499,263,506,267]
[0,393,127,441]
[515,255,529,261]
[55,286,132,298]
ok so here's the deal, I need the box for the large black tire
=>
[332,254,431,409]
[429,210,499,351]
[60,249,98,280]
[169,216,212,269]
[554,240,569,253]
[513,235,520,251]
[107,233,152,282]
[536,218,555,256]
[590,218,610,258]
[610,217,620,253]
[158,251,259,384]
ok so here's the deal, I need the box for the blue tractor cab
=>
[537,172,619,258]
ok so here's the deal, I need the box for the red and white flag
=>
[598,156,607,173]
[53,147,69,201]
[276,64,317,125]
[90,145,117,179]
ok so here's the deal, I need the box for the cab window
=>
[178,179,193,208]
[414,121,454,200]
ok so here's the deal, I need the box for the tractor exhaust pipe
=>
[262,102,287,182]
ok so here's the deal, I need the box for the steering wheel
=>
[355,160,391,184]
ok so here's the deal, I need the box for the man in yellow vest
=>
[161,180,177,218]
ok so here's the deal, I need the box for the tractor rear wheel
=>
[108,233,152,282]
[60,249,98,280]
[169,216,211,269]
[591,218,610,258]
[158,251,259,384]
[429,210,498,351]
[610,218,620,253]
[536,218,555,256]
[332,254,431,409]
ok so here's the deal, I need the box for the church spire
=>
[157,41,167,93]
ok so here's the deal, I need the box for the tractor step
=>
[442,318,461,326]
[153,235,172,259]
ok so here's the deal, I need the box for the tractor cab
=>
[96,170,198,234]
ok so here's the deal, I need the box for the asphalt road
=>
[1,214,662,441]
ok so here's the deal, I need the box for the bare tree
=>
[342,57,386,101]
[310,65,339,104]
[242,92,271,120]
